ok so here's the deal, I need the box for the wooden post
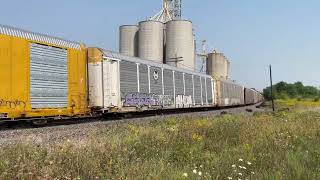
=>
[269,65,275,111]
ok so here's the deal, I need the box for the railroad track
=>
[0,103,264,130]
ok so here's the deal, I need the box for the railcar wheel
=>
[123,113,133,119]
[246,109,253,112]
[31,119,48,127]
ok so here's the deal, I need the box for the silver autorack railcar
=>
[88,47,215,113]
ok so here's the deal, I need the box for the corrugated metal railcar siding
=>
[221,81,226,106]
[194,76,202,105]
[201,77,206,104]
[139,64,149,94]
[227,83,231,100]
[175,72,184,96]
[207,78,213,104]
[185,74,193,97]
[120,60,137,96]
[149,66,162,95]
[231,84,234,99]
[30,43,68,108]
[240,86,245,104]
[163,69,174,103]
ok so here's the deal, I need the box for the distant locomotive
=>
[0,24,263,121]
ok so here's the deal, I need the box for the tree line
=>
[263,81,320,100]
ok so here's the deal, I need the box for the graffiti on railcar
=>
[123,93,173,107]
[0,99,26,109]
[156,95,173,106]
[123,93,156,106]
[176,95,193,106]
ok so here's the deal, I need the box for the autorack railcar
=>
[87,47,215,113]
[215,79,245,107]
[0,25,88,120]
[244,88,255,105]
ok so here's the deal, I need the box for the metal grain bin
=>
[206,50,227,80]
[165,20,195,71]
[138,21,164,63]
[119,25,139,57]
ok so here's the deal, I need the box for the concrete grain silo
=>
[223,56,228,79]
[206,50,227,80]
[226,59,231,79]
[165,20,195,71]
[119,25,139,57]
[138,21,164,63]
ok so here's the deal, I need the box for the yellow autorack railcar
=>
[0,25,88,120]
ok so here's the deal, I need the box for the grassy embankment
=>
[0,100,319,179]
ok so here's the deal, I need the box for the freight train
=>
[0,24,263,121]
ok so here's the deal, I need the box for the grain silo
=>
[224,56,228,79]
[138,21,164,63]
[119,25,139,57]
[226,59,231,79]
[206,50,227,80]
[165,20,195,71]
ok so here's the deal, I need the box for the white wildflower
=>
[193,169,197,174]
[238,166,243,169]
[247,161,252,165]
[200,165,203,168]
[242,166,247,170]
[251,172,255,175]
[239,159,243,162]
[183,173,188,177]
[232,164,236,168]
[238,173,243,176]
[227,177,233,180]
[198,171,202,176]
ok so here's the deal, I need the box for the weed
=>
[0,103,319,179]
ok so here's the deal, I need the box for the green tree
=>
[263,81,320,100]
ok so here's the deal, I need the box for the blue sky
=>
[1,0,319,90]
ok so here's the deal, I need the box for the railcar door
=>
[103,59,120,108]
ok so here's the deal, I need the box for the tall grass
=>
[275,99,320,110]
[0,110,319,179]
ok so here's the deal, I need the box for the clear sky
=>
[1,0,319,90]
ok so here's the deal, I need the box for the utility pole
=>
[269,65,275,111]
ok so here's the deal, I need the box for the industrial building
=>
[119,0,232,80]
